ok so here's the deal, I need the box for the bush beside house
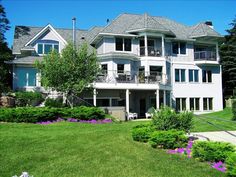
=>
[15,91,44,107]
[232,100,236,120]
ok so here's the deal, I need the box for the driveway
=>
[191,131,236,145]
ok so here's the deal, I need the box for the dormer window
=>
[37,40,59,54]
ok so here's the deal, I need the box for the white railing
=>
[139,46,162,57]
[194,51,216,61]
[96,70,168,84]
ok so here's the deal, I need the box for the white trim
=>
[25,24,67,47]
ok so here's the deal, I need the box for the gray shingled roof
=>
[13,25,103,54]
[189,23,221,38]
[6,56,43,64]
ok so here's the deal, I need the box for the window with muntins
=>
[189,69,199,82]
[115,38,132,52]
[176,98,186,111]
[37,40,59,54]
[202,70,212,83]
[203,98,213,110]
[172,42,186,55]
[175,69,185,82]
[190,98,200,111]
[117,64,124,73]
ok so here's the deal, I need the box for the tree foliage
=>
[36,43,100,107]
[0,3,12,94]
[220,16,236,98]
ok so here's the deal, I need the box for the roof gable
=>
[189,23,222,38]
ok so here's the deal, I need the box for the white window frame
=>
[203,97,213,111]
[189,97,200,111]
[202,70,212,83]
[37,42,59,55]
[172,42,187,56]
[115,37,132,52]
[175,69,186,83]
[176,98,186,111]
[189,69,199,83]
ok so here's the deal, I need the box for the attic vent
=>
[81,36,85,40]
[205,21,213,29]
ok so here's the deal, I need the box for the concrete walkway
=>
[191,131,236,145]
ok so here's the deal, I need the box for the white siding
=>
[104,37,114,53]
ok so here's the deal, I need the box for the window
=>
[97,99,110,107]
[17,67,37,87]
[202,70,212,83]
[172,42,186,55]
[117,64,124,73]
[37,42,59,54]
[175,69,185,82]
[189,70,199,82]
[190,98,200,111]
[115,38,123,51]
[203,98,213,110]
[101,64,108,74]
[176,98,186,111]
[124,38,131,51]
[115,38,132,51]
[38,44,43,54]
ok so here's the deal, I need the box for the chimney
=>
[205,21,213,29]
[72,17,76,49]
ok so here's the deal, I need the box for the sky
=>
[2,0,236,48]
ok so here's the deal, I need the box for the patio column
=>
[93,88,97,106]
[26,73,29,86]
[36,73,41,87]
[170,91,172,108]
[163,90,166,106]
[216,43,219,61]
[161,35,165,57]
[126,89,130,114]
[144,33,148,56]
[156,89,159,110]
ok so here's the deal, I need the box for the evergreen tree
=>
[0,3,12,93]
[220,16,236,98]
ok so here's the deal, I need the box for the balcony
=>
[139,46,162,57]
[96,70,168,85]
[194,51,219,65]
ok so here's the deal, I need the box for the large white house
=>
[9,13,223,117]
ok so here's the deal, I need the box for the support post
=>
[162,35,165,57]
[216,43,219,61]
[144,33,148,56]
[156,89,159,110]
[169,91,172,108]
[163,90,166,106]
[93,88,97,106]
[126,89,130,114]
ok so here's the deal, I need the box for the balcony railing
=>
[96,70,168,84]
[194,51,216,61]
[139,46,162,57]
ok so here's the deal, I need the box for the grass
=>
[0,121,225,177]
[192,108,236,132]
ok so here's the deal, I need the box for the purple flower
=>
[67,118,78,122]
[177,148,185,154]
[167,149,177,154]
[212,161,226,173]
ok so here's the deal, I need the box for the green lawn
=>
[0,121,225,177]
[192,108,236,132]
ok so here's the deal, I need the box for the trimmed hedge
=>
[226,153,236,177]
[192,141,235,162]
[0,106,105,123]
[132,124,155,142]
[15,91,44,107]
[152,106,193,132]
[149,129,188,149]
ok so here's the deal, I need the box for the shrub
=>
[132,123,155,142]
[152,106,193,132]
[192,141,235,162]
[226,153,236,177]
[45,97,65,108]
[0,106,106,123]
[15,91,44,107]
[232,100,236,121]
[149,129,188,149]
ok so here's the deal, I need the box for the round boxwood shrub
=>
[132,123,155,142]
[149,129,188,149]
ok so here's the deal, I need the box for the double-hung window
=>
[189,69,199,82]
[175,69,186,82]
[190,98,200,111]
[172,42,186,55]
[176,98,186,111]
[115,38,132,52]
[202,70,212,83]
[203,98,213,110]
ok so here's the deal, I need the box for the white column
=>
[126,89,130,114]
[161,35,165,57]
[144,33,148,56]
[26,73,29,86]
[93,88,97,106]
[169,91,172,108]
[36,73,41,87]
[163,90,166,106]
[156,89,159,109]
[216,43,219,61]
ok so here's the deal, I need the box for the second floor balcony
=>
[194,51,216,61]
[96,70,168,85]
[139,46,162,57]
